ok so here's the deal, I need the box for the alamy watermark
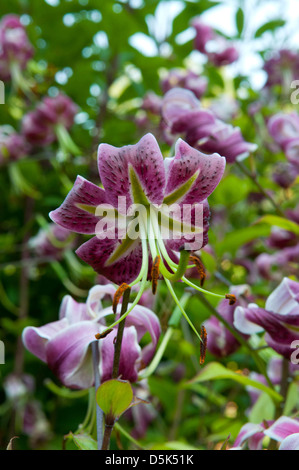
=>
[93,197,205,251]
[0,80,4,104]
[291,340,299,365]
[0,340,5,364]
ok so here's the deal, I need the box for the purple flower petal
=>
[99,326,141,383]
[164,139,226,205]
[76,236,144,285]
[22,319,69,362]
[265,277,299,315]
[49,176,107,234]
[264,417,299,442]
[98,133,166,209]
[46,321,101,389]
[279,433,299,450]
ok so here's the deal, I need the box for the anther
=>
[190,255,206,287]
[113,283,130,314]
[225,294,237,305]
[199,325,207,365]
[95,328,113,340]
[151,256,161,295]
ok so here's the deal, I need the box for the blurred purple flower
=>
[264,49,299,88]
[29,223,75,260]
[22,284,161,389]
[0,126,30,165]
[160,68,207,99]
[205,285,251,358]
[191,17,239,67]
[22,93,78,147]
[0,14,34,81]
[234,277,299,359]
[161,88,256,163]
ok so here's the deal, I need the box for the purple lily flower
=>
[160,68,207,99]
[272,162,298,189]
[268,112,299,168]
[205,285,251,358]
[265,417,299,450]
[161,88,256,163]
[263,49,299,88]
[0,14,34,82]
[191,17,239,67]
[28,223,75,260]
[234,278,299,359]
[22,284,161,389]
[0,126,30,165]
[22,93,78,149]
[231,421,270,450]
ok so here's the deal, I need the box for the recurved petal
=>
[164,139,226,205]
[99,326,141,383]
[76,235,144,285]
[122,305,161,366]
[98,133,166,209]
[46,321,101,389]
[279,434,299,450]
[59,295,91,323]
[264,417,299,443]
[265,277,299,315]
[22,318,69,363]
[49,176,107,234]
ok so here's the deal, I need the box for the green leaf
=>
[255,20,286,38]
[187,362,283,402]
[256,215,299,235]
[96,379,133,420]
[248,392,275,424]
[283,381,299,416]
[216,224,271,257]
[66,432,97,451]
[150,441,199,450]
[236,8,244,36]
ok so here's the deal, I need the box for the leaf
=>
[248,392,275,424]
[216,224,271,257]
[283,381,299,416]
[236,8,244,36]
[96,379,133,421]
[187,362,283,403]
[256,215,299,235]
[65,432,97,451]
[150,441,199,450]
[255,20,286,38]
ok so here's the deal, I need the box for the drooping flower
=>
[263,49,299,88]
[28,223,75,260]
[161,88,257,163]
[234,277,299,359]
[0,126,30,166]
[0,14,34,82]
[22,284,161,389]
[267,112,299,169]
[21,93,79,154]
[160,68,207,99]
[205,285,251,358]
[191,18,239,67]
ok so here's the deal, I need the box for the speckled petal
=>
[98,133,166,209]
[49,176,107,234]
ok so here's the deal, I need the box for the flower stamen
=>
[189,254,206,287]
[151,255,161,295]
[199,325,207,365]
[113,283,130,314]
[225,294,237,305]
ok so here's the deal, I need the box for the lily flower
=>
[231,417,299,450]
[49,133,227,338]
[234,277,299,359]
[22,93,79,155]
[22,284,161,389]
[0,14,34,88]
[161,88,257,163]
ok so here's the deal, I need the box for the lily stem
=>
[91,341,103,450]
[112,287,131,379]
